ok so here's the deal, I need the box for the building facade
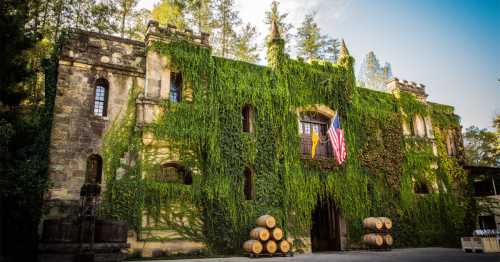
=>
[45,21,468,257]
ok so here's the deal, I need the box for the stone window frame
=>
[93,78,109,117]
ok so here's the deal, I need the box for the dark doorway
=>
[311,195,341,252]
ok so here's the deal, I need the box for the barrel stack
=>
[243,214,293,257]
[362,217,393,250]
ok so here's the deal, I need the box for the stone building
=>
[46,32,146,217]
[45,21,466,257]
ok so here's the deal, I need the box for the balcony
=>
[300,135,333,159]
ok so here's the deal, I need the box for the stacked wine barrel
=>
[362,217,393,250]
[243,214,292,257]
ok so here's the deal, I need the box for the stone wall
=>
[46,31,145,217]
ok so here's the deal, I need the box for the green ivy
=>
[100,38,471,254]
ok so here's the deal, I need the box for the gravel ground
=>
[134,248,500,262]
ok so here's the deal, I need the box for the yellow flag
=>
[311,129,319,159]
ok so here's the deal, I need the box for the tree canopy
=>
[464,125,499,167]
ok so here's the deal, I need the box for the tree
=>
[232,23,259,63]
[0,0,34,107]
[320,37,340,63]
[1,1,51,261]
[186,0,212,33]
[464,126,499,167]
[90,1,119,34]
[358,51,392,91]
[264,0,293,51]
[295,12,323,60]
[127,8,151,40]
[152,0,187,29]
[211,0,240,58]
[114,0,139,37]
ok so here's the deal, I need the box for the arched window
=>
[244,167,255,200]
[170,72,182,103]
[85,154,103,184]
[93,79,109,117]
[414,181,429,194]
[412,114,426,137]
[299,112,332,158]
[242,105,255,133]
[158,162,192,185]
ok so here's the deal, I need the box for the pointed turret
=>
[266,15,285,69]
[270,17,281,40]
[339,39,350,58]
[338,39,353,69]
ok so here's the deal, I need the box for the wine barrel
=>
[250,227,270,241]
[378,217,393,230]
[94,219,128,243]
[384,234,393,246]
[363,217,383,230]
[243,240,263,254]
[362,234,384,247]
[271,227,283,240]
[264,240,278,254]
[256,214,276,229]
[41,219,77,243]
[278,240,291,253]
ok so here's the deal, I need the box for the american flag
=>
[327,112,347,165]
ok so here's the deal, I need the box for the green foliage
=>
[187,0,212,33]
[264,1,293,52]
[399,92,429,119]
[232,23,259,63]
[89,1,119,34]
[430,103,460,130]
[0,13,70,262]
[210,0,241,58]
[295,12,323,60]
[0,0,34,106]
[101,37,471,255]
[463,125,499,167]
[152,0,187,29]
[100,83,143,227]
[0,2,62,261]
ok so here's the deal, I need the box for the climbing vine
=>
[100,37,471,254]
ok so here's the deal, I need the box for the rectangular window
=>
[170,72,182,102]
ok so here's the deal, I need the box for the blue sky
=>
[138,0,500,130]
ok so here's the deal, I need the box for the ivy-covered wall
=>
[100,32,471,254]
